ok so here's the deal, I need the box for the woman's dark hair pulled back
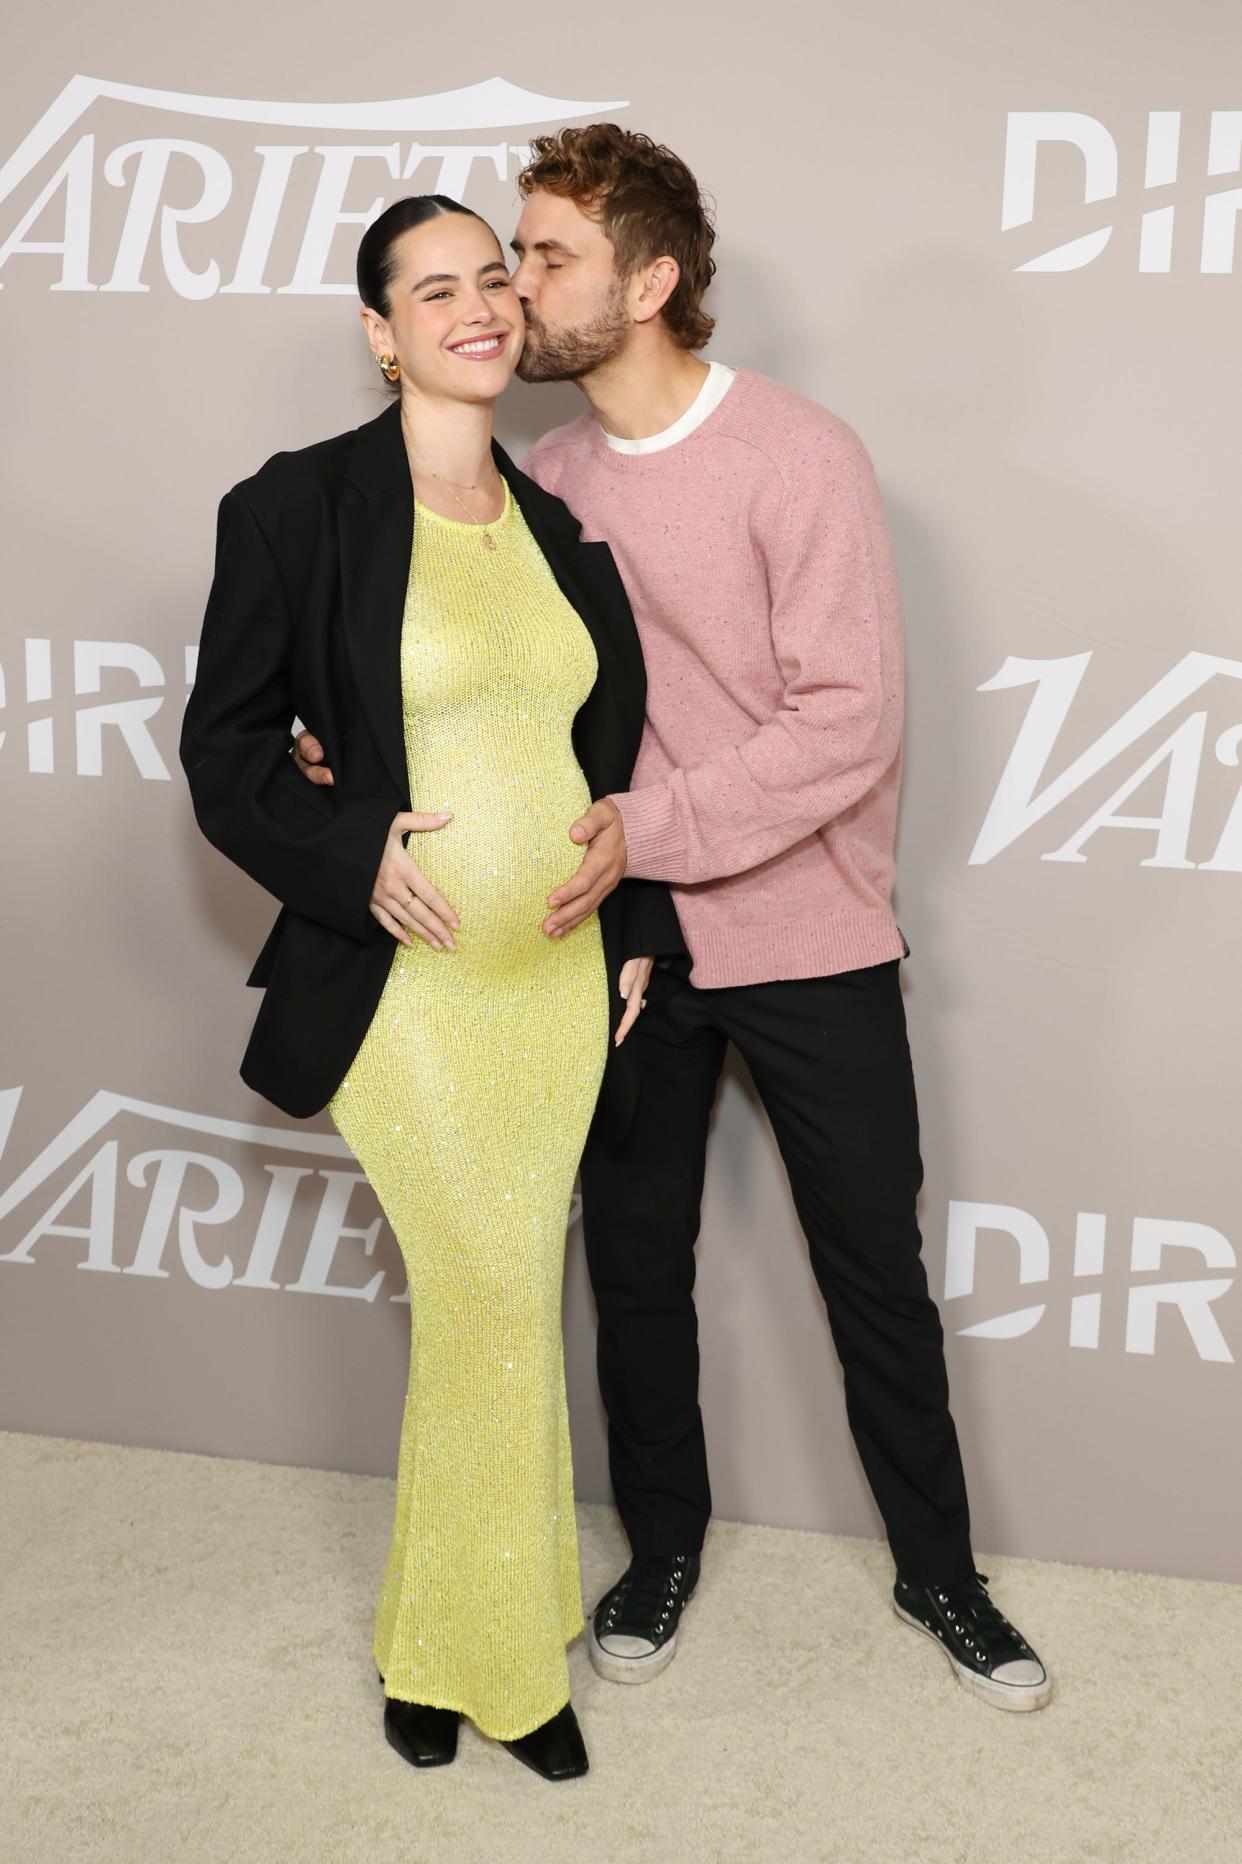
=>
[356,194,489,317]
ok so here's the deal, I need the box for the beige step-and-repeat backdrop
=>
[2,1,1239,1584]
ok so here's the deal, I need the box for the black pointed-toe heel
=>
[384,1698,461,1768]
[502,1702,588,1781]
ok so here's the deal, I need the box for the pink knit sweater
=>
[524,368,908,988]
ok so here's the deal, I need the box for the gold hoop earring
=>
[376,353,400,382]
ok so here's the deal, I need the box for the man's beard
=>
[516,285,628,384]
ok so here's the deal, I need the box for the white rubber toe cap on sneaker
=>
[588,1622,680,1684]
[595,1634,657,1658]
[893,1600,1053,1711]
[992,1658,1048,1687]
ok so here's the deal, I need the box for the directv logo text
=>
[1003,110,1242,272]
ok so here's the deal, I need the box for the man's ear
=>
[630,255,681,327]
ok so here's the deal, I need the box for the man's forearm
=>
[610,693,900,886]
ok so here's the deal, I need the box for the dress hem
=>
[374,1617,585,1743]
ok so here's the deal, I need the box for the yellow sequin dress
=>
[328,481,608,1741]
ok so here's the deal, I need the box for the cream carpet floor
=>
[3,1430,1240,1864]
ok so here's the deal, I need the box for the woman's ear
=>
[359,302,391,364]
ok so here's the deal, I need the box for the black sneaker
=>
[589,1553,701,1684]
[893,1572,1052,1712]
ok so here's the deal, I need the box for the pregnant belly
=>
[407,749,596,968]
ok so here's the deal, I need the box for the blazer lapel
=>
[498,444,638,730]
[337,420,637,806]
[339,403,413,801]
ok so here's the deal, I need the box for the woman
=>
[180,195,683,1780]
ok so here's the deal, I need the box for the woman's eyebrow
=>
[411,261,508,292]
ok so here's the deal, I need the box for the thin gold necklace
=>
[403,422,503,552]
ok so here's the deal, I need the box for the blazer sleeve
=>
[618,876,688,964]
[180,488,395,943]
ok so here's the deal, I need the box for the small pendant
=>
[481,531,497,552]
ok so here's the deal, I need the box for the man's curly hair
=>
[518,124,716,349]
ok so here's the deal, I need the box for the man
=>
[297,126,1050,1712]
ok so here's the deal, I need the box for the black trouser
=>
[578,959,974,1588]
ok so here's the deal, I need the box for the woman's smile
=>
[446,331,510,360]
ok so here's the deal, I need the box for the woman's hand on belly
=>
[370,810,461,950]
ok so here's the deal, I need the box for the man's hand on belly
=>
[543,799,627,937]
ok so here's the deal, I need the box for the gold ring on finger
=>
[641,997,648,1010]
[406,890,414,906]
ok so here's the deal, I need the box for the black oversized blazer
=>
[181,400,685,1131]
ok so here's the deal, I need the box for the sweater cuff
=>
[610,784,685,881]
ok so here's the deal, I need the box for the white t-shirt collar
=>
[601,360,736,456]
